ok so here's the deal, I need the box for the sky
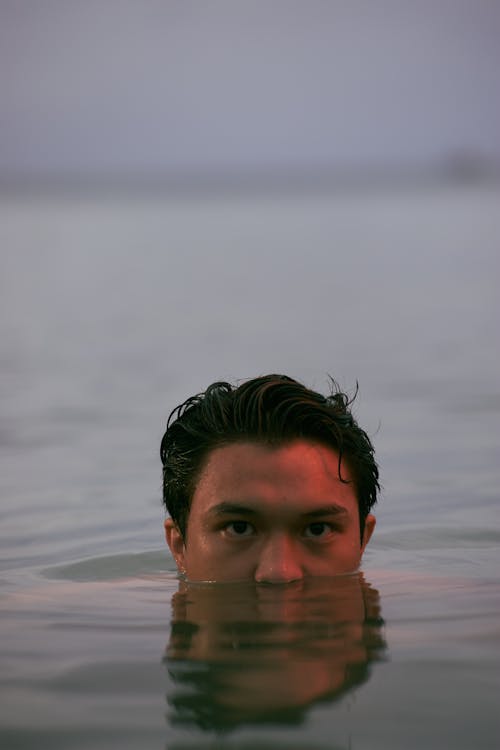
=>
[1,0,500,181]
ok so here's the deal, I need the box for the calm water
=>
[1,184,499,748]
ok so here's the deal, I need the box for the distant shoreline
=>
[1,166,499,199]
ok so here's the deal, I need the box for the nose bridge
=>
[254,531,303,583]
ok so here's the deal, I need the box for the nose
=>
[254,533,304,584]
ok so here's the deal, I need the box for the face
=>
[164,440,375,583]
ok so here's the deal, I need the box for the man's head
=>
[161,374,379,582]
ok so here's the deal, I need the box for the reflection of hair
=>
[166,661,309,730]
[161,374,379,539]
[165,651,382,732]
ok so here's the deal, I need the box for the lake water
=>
[1,183,499,748]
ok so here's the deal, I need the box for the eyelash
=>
[222,521,336,539]
[224,520,255,537]
[303,522,334,539]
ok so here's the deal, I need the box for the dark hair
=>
[160,374,379,540]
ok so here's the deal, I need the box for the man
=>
[161,374,379,582]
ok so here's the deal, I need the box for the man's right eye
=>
[224,520,254,537]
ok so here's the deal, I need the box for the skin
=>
[164,439,376,583]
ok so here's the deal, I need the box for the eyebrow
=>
[207,502,350,519]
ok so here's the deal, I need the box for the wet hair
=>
[160,374,379,540]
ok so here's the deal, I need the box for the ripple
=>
[42,550,177,581]
[373,527,500,551]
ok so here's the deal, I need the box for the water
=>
[1,184,499,748]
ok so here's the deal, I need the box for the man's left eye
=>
[303,522,332,538]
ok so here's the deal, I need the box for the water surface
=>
[1,184,499,747]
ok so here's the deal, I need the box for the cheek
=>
[344,533,363,560]
[184,529,211,563]
[326,534,363,570]
[183,527,230,574]
[185,534,257,581]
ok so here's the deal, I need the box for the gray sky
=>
[1,0,499,179]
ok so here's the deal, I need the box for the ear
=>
[361,513,376,553]
[164,518,186,574]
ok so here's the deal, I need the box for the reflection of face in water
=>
[164,573,386,730]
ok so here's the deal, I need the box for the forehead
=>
[191,439,358,514]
